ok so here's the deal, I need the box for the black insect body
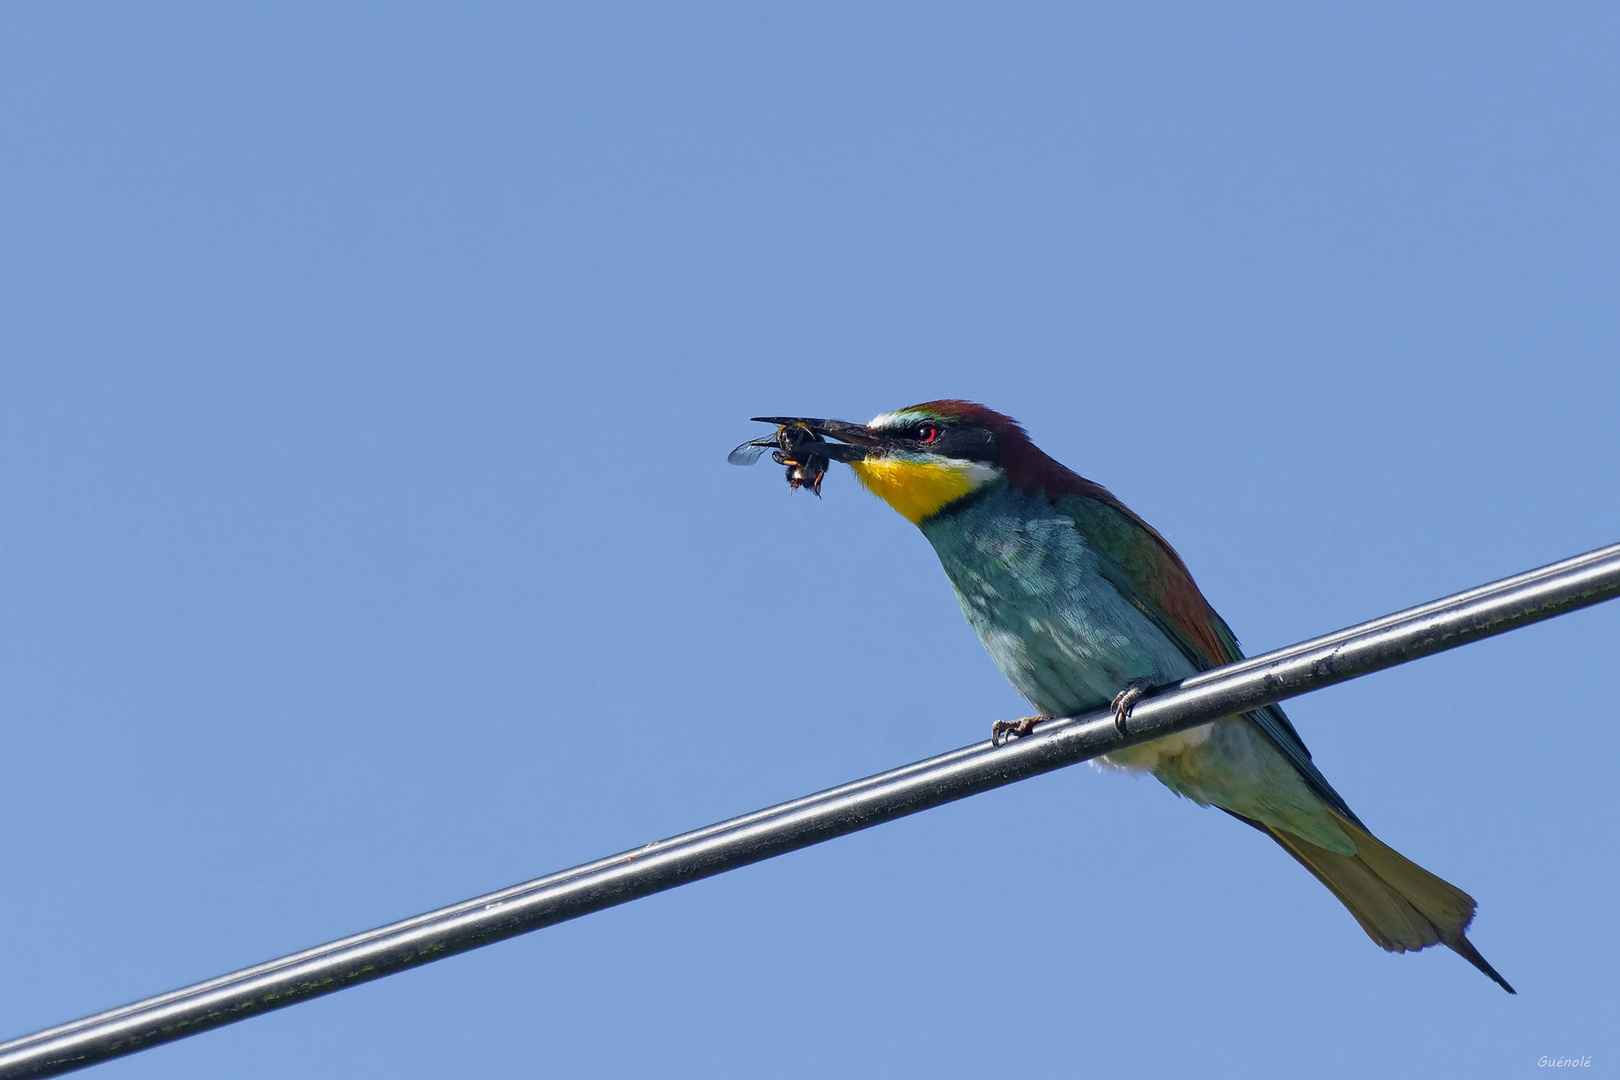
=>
[727,423,831,496]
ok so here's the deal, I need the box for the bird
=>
[743,399,1514,993]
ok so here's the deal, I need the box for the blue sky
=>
[1,3,1616,1077]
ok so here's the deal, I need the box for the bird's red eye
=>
[917,424,940,443]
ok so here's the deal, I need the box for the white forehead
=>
[868,409,936,430]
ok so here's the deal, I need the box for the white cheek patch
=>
[956,460,1001,488]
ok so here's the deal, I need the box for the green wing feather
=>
[1053,493,1365,828]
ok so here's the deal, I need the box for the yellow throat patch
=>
[849,457,995,523]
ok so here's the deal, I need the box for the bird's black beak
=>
[749,417,877,462]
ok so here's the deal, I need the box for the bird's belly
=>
[1098,723,1215,770]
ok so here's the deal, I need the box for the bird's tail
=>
[1255,811,1515,994]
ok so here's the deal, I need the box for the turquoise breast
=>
[918,480,1198,718]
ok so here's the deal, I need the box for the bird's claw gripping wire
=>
[990,716,1043,747]
[992,680,1157,745]
[1110,679,1157,735]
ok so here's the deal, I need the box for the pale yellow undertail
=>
[1254,810,1515,993]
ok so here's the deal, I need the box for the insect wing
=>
[727,436,777,466]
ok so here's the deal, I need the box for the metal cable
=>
[3,541,1617,1079]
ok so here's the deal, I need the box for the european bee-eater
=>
[745,400,1513,993]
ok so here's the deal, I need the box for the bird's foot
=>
[1110,679,1157,735]
[990,716,1043,747]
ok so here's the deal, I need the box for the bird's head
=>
[751,400,1058,523]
